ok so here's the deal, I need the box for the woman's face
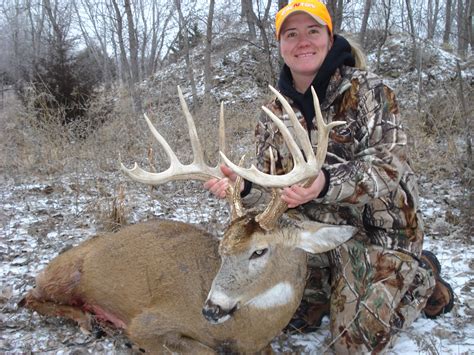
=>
[279,12,333,82]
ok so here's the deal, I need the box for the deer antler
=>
[220,85,345,230]
[121,87,224,183]
[122,85,343,230]
[121,86,243,219]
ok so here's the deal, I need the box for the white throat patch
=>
[246,282,294,310]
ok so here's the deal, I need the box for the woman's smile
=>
[279,12,333,93]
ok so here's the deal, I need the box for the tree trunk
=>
[427,0,440,40]
[248,0,276,84]
[204,0,215,106]
[458,0,473,55]
[405,0,417,60]
[326,0,343,32]
[335,0,344,32]
[457,0,470,56]
[359,0,372,48]
[73,1,112,90]
[375,0,392,72]
[241,0,256,40]
[138,0,148,79]
[26,0,45,82]
[469,0,474,53]
[278,0,288,10]
[443,0,453,45]
[124,0,142,112]
[110,0,131,86]
[175,0,198,101]
[455,60,471,169]
[148,4,173,74]
[147,1,160,76]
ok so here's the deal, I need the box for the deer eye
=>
[250,248,268,260]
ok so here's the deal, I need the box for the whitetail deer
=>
[19,86,356,353]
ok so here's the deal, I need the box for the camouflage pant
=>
[305,238,436,354]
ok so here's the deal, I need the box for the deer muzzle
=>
[202,298,238,324]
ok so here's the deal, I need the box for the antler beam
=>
[121,87,244,219]
[121,86,224,184]
[233,85,345,230]
[219,86,344,188]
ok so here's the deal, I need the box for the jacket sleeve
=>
[316,83,409,206]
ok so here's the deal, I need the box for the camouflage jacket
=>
[254,66,424,255]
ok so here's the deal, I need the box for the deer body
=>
[21,218,309,353]
[20,86,357,353]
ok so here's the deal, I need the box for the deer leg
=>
[19,293,93,332]
[127,312,215,354]
[159,333,215,354]
[129,332,216,355]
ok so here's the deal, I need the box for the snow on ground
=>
[1,170,472,354]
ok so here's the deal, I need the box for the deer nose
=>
[202,301,224,323]
[202,300,237,324]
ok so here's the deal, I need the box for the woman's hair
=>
[345,36,367,70]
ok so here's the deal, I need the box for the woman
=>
[205,1,454,353]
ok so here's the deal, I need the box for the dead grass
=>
[0,86,260,231]
[404,83,473,242]
[1,79,471,237]
[103,184,127,232]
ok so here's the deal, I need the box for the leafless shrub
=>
[407,84,471,181]
[0,91,67,176]
[405,82,472,241]
[102,184,127,232]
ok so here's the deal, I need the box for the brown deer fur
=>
[20,218,308,353]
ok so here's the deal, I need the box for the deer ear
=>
[294,221,357,254]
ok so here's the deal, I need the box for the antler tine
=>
[219,101,226,164]
[217,100,244,220]
[254,86,345,231]
[311,86,343,173]
[220,85,319,188]
[268,86,315,168]
[121,87,223,185]
[227,155,245,220]
[177,86,205,166]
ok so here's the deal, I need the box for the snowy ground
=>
[1,171,472,354]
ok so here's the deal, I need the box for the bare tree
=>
[26,0,45,80]
[241,0,256,40]
[174,0,197,101]
[443,0,453,45]
[137,0,149,79]
[375,0,392,71]
[469,0,474,52]
[0,0,35,85]
[250,0,276,84]
[457,0,468,55]
[110,0,131,85]
[359,0,372,48]
[457,0,473,56]
[204,0,215,106]
[278,0,288,10]
[74,0,114,89]
[405,0,417,50]
[427,0,440,40]
[124,0,142,112]
[326,0,344,33]
[150,2,173,74]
